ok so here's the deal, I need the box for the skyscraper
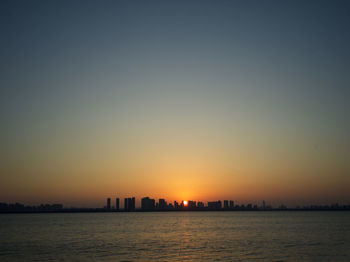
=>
[116,198,119,211]
[159,199,167,210]
[224,200,229,209]
[131,197,135,211]
[141,197,155,211]
[188,201,196,209]
[107,198,111,210]
[124,198,128,211]
[230,200,234,209]
[124,197,136,211]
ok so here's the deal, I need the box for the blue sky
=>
[1,0,350,206]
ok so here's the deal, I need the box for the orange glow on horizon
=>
[183,200,188,206]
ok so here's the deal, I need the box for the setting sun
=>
[183,200,188,206]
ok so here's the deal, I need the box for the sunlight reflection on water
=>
[0,211,349,261]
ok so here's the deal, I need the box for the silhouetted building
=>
[52,204,63,210]
[124,197,135,211]
[37,203,63,211]
[224,200,229,209]
[159,199,167,210]
[230,200,234,209]
[132,197,135,211]
[197,201,204,208]
[188,201,196,209]
[124,198,128,211]
[174,201,179,209]
[141,197,155,211]
[279,204,287,209]
[208,201,222,210]
[107,198,111,210]
[116,198,120,211]
[0,202,61,212]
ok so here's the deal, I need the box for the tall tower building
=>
[116,198,120,211]
[141,197,155,210]
[230,200,234,209]
[124,198,128,211]
[131,197,135,211]
[159,199,167,210]
[224,200,229,209]
[107,198,111,210]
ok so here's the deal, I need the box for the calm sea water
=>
[0,211,349,261]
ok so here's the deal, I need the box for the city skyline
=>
[2,194,349,211]
[1,2,350,262]
[1,1,350,207]
[1,195,349,212]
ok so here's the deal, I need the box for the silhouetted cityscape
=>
[1,197,349,213]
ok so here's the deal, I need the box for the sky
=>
[1,0,350,207]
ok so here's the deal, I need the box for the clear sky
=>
[1,0,350,207]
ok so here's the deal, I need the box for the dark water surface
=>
[0,211,349,261]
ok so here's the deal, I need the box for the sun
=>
[183,200,188,206]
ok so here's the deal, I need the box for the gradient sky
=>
[1,0,350,207]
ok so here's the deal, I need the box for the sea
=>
[0,211,349,261]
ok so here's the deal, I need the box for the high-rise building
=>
[141,197,155,211]
[208,200,222,210]
[197,201,204,208]
[116,198,120,211]
[188,201,196,209]
[230,200,234,209]
[107,198,111,210]
[124,198,128,211]
[131,197,135,211]
[224,200,229,209]
[159,199,167,210]
[124,197,136,211]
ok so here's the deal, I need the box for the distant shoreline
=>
[1,208,350,214]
